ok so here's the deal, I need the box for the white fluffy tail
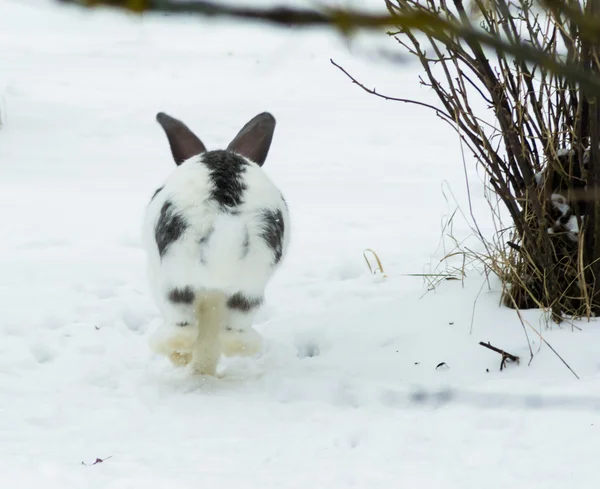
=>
[190,289,227,376]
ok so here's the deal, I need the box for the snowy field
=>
[2,0,600,487]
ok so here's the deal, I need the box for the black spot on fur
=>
[198,227,214,245]
[177,321,190,327]
[559,208,574,225]
[151,186,164,201]
[201,150,249,211]
[155,201,188,258]
[241,228,250,259]
[198,228,213,264]
[259,208,285,265]
[168,286,195,304]
[227,293,263,312]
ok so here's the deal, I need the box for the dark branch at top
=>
[55,0,600,96]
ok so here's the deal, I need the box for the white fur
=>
[143,153,290,373]
[550,193,569,216]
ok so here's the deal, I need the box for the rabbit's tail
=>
[190,289,227,376]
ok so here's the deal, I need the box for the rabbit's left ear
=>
[227,112,276,166]
[156,112,207,165]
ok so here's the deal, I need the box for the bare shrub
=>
[372,0,600,322]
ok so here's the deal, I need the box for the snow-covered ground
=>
[2,0,600,487]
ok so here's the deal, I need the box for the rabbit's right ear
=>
[227,112,276,166]
[156,112,207,165]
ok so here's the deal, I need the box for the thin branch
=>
[330,58,452,119]
[479,341,520,362]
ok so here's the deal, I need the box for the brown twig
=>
[479,341,520,361]
[82,456,113,466]
[330,58,453,119]
[479,341,520,371]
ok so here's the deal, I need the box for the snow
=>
[1,0,600,488]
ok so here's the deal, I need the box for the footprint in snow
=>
[296,341,321,359]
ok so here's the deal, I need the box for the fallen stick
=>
[82,456,113,466]
[479,341,520,371]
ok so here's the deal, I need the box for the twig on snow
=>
[82,456,113,466]
[479,341,520,371]
[363,248,387,278]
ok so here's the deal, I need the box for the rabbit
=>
[142,111,290,376]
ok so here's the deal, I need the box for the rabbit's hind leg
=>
[220,292,264,357]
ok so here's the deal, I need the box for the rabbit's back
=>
[143,150,288,304]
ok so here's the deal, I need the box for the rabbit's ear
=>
[156,112,207,165]
[227,112,276,166]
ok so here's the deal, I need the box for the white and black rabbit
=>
[142,111,290,376]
